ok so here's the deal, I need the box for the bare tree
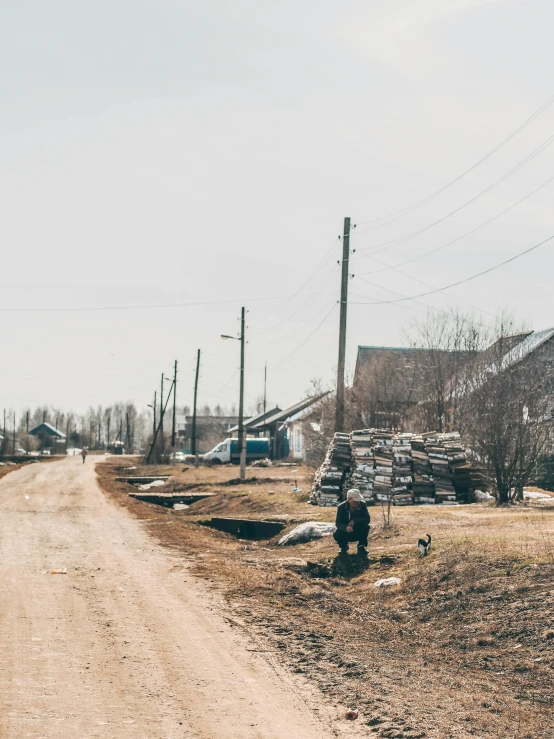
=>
[349,351,421,432]
[406,309,485,432]
[458,317,553,504]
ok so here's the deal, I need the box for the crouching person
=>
[334,489,370,556]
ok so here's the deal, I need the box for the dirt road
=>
[0,458,336,738]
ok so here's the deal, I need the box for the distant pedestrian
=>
[81,447,88,464]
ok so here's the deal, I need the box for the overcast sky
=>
[1,0,553,416]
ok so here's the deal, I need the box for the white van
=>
[204,437,270,464]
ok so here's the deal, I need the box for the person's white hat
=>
[346,488,363,501]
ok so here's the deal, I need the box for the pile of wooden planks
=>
[349,429,375,503]
[313,428,483,507]
[311,432,351,506]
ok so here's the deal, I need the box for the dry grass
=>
[98,458,554,738]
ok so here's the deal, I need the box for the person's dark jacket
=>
[335,500,370,531]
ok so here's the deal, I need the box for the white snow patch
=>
[278,521,335,546]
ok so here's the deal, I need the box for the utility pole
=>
[335,216,351,433]
[263,361,267,416]
[145,379,175,463]
[171,360,178,448]
[2,409,6,458]
[26,411,29,434]
[191,349,201,459]
[66,416,70,454]
[221,309,246,480]
[106,414,110,451]
[12,412,16,456]
[160,374,165,456]
[238,307,246,481]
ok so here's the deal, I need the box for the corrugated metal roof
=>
[358,346,430,352]
[499,328,554,372]
[228,406,282,433]
[249,393,330,429]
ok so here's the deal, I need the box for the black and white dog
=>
[417,533,432,557]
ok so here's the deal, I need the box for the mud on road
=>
[0,458,346,738]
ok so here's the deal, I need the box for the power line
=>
[354,93,554,231]
[356,252,497,317]
[354,130,554,254]
[355,173,554,276]
[355,272,495,318]
[351,233,553,305]
[0,290,334,314]
[266,237,339,317]
[274,302,338,365]
[260,261,339,334]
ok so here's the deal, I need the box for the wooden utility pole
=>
[263,361,267,416]
[146,379,175,463]
[26,411,29,434]
[191,349,201,458]
[171,360,178,448]
[335,216,351,433]
[106,413,110,451]
[66,416,70,453]
[152,392,157,438]
[238,307,246,481]
[12,412,16,455]
[159,374,164,455]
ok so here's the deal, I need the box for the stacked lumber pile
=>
[311,432,351,506]
[424,434,455,504]
[313,428,485,507]
[410,435,436,503]
[349,429,375,503]
[373,430,394,503]
[391,437,413,506]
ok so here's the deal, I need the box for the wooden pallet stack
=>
[311,432,351,506]
[349,429,375,503]
[442,435,472,503]
[424,433,459,504]
[313,428,484,507]
[410,435,436,503]
[372,430,394,503]
[391,437,413,505]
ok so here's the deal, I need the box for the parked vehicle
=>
[203,437,270,465]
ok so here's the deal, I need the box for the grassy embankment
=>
[98,458,554,739]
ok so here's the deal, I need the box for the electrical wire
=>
[273,302,338,366]
[354,130,554,254]
[354,273,494,321]
[356,258,496,317]
[266,237,339,317]
[0,290,332,314]
[351,233,553,305]
[355,173,554,276]
[354,93,554,231]
[261,261,339,334]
